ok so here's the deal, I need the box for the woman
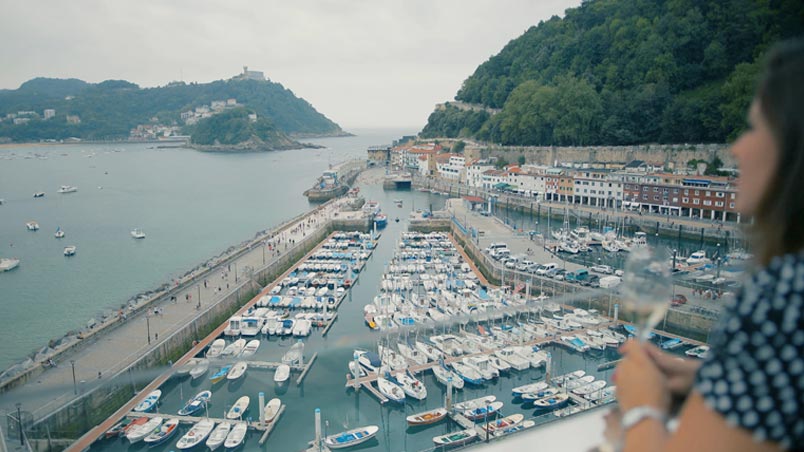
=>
[615,38,804,452]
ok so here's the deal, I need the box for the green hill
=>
[0,75,343,142]
[188,107,302,151]
[421,0,803,145]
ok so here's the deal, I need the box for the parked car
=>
[491,248,511,260]
[545,267,561,278]
[565,269,589,282]
[582,275,601,287]
[535,263,558,275]
[614,269,624,277]
[590,265,613,275]
[671,294,688,306]
[553,269,567,281]
[516,260,534,272]
[599,275,622,289]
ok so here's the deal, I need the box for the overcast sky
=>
[0,0,580,129]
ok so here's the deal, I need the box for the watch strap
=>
[621,406,667,432]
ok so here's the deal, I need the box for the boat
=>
[126,416,163,444]
[431,363,464,389]
[131,228,146,239]
[176,419,215,450]
[104,418,133,439]
[450,361,484,385]
[282,341,304,365]
[585,385,617,402]
[57,185,78,193]
[481,413,524,435]
[685,344,710,358]
[0,258,20,272]
[263,398,281,423]
[374,213,388,228]
[324,425,380,450]
[33,192,45,198]
[210,365,232,384]
[63,245,77,256]
[462,400,504,420]
[227,361,248,381]
[393,371,427,400]
[223,422,248,449]
[206,339,226,359]
[226,396,250,419]
[406,407,448,426]
[520,386,560,402]
[133,389,162,412]
[497,419,536,436]
[660,337,684,350]
[573,380,607,396]
[454,395,496,411]
[376,377,405,403]
[561,375,596,391]
[54,227,65,238]
[178,390,212,416]
[26,221,39,231]
[143,418,179,446]
[206,421,231,451]
[240,339,260,357]
[686,250,710,265]
[432,428,478,448]
[292,318,312,336]
[188,359,209,379]
[274,364,290,383]
[222,338,247,357]
[511,381,548,397]
[355,350,381,373]
[494,349,529,371]
[120,417,148,438]
[532,393,570,411]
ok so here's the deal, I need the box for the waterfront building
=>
[571,169,623,209]
[466,159,494,188]
[44,109,55,119]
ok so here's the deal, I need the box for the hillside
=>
[0,74,344,142]
[188,107,303,151]
[421,0,804,146]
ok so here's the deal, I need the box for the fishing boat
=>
[131,228,146,239]
[178,390,212,416]
[462,400,504,420]
[206,339,226,359]
[239,339,260,357]
[432,429,478,448]
[431,364,464,389]
[406,407,448,426]
[393,371,427,400]
[497,419,536,436]
[206,421,231,451]
[376,377,405,403]
[324,425,380,450]
[54,227,65,238]
[104,418,132,439]
[221,338,247,357]
[26,221,39,231]
[685,344,710,358]
[532,393,570,411]
[63,245,77,256]
[481,413,524,435]
[210,365,232,384]
[282,341,304,365]
[573,380,607,396]
[374,213,388,228]
[561,375,596,391]
[226,361,248,381]
[57,185,78,193]
[263,398,281,423]
[660,337,684,350]
[176,419,215,450]
[185,359,208,380]
[520,386,560,402]
[143,418,179,446]
[454,395,496,412]
[0,258,20,272]
[223,422,248,449]
[273,364,290,384]
[126,416,163,444]
[226,396,250,420]
[133,389,162,412]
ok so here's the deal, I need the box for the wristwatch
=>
[621,406,667,431]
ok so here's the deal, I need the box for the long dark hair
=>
[753,38,804,264]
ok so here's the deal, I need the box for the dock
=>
[321,313,338,336]
[245,361,304,371]
[355,379,389,405]
[125,411,266,431]
[296,352,318,386]
[258,404,285,445]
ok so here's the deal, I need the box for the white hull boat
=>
[274,364,290,383]
[133,389,162,412]
[324,425,379,450]
[226,361,247,381]
[223,422,247,449]
[263,398,281,423]
[206,421,231,451]
[376,377,405,403]
[240,339,260,357]
[126,416,163,444]
[206,339,226,359]
[226,396,250,420]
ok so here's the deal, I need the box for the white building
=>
[44,109,55,119]
[466,160,494,188]
[571,170,623,208]
[436,154,465,181]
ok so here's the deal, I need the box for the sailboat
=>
[54,227,65,238]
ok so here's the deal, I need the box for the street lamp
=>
[146,313,151,345]
[234,262,238,283]
[16,402,23,445]
[70,360,77,395]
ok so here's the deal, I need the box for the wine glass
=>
[619,245,672,342]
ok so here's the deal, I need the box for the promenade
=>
[0,197,355,450]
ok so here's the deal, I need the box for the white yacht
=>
[64,245,77,256]
[55,227,65,238]
[57,185,78,194]
[26,221,40,231]
[131,228,146,239]
[686,250,710,265]
[0,258,20,272]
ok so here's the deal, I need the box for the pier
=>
[258,404,285,445]
[321,313,338,336]
[296,352,318,386]
[125,411,266,431]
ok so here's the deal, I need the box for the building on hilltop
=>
[237,66,266,81]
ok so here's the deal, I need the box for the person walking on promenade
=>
[613,39,804,452]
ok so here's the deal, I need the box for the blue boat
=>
[178,390,211,416]
[374,213,388,228]
[660,337,683,350]
[463,401,504,420]
[324,425,379,449]
[532,393,570,411]
[133,389,161,412]
[622,324,656,340]
[210,365,232,384]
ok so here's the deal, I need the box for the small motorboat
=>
[176,419,215,450]
[104,418,132,439]
[462,400,504,421]
[131,228,146,239]
[225,396,250,420]
[223,422,248,449]
[481,413,525,435]
[573,380,607,396]
[143,418,179,446]
[206,339,226,359]
[226,361,248,381]
[210,365,232,384]
[33,192,45,198]
[0,258,20,272]
[324,425,379,450]
[685,345,710,358]
[281,341,304,365]
[63,245,77,256]
[240,339,260,357]
[376,377,405,404]
[120,417,148,437]
[406,407,448,426]
[54,227,65,238]
[221,339,246,357]
[126,416,162,444]
[532,392,570,411]
[178,390,212,416]
[263,398,281,424]
[205,421,231,451]
[393,371,427,400]
[26,221,39,231]
[189,359,210,380]
[432,429,478,448]
[133,389,162,412]
[57,185,78,194]
[274,364,290,384]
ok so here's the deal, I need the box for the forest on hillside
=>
[421,0,804,145]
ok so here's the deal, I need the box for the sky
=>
[0,0,580,130]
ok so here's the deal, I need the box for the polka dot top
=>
[695,252,804,450]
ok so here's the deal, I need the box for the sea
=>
[0,129,409,371]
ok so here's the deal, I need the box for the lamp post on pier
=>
[70,360,77,395]
[146,313,151,345]
[16,402,23,446]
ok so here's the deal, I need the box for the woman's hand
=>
[615,340,671,413]
[643,342,701,399]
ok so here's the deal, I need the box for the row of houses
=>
[373,143,742,223]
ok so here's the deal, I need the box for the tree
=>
[517,155,526,166]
